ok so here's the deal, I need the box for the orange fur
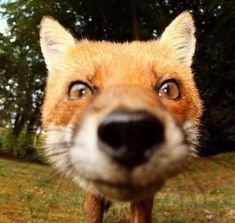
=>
[84,192,106,223]
[130,198,154,223]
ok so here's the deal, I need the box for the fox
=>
[40,11,203,223]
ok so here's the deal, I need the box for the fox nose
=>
[98,110,164,168]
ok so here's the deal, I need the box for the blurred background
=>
[0,0,234,161]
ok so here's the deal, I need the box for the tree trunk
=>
[131,0,140,40]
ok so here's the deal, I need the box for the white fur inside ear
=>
[160,11,196,67]
[40,16,75,72]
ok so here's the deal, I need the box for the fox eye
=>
[68,81,93,100]
[158,80,180,100]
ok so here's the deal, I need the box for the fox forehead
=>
[56,39,192,86]
[70,39,173,60]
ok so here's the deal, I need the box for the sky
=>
[0,0,8,34]
[0,17,7,34]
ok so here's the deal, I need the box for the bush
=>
[0,127,45,163]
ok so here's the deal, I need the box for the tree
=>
[0,0,50,155]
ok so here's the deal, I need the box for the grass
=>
[0,153,234,223]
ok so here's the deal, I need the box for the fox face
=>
[40,12,202,200]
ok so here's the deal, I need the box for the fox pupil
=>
[79,87,86,97]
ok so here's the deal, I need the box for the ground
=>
[0,153,234,223]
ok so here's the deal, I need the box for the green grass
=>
[0,153,234,223]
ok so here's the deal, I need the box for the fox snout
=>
[98,110,164,168]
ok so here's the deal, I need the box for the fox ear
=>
[40,16,75,72]
[160,11,196,67]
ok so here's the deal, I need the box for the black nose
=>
[98,110,164,168]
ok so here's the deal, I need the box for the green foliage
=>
[0,127,44,161]
[0,128,17,154]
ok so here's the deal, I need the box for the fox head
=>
[40,12,202,200]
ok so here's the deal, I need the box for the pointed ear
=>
[40,16,75,72]
[160,11,196,67]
